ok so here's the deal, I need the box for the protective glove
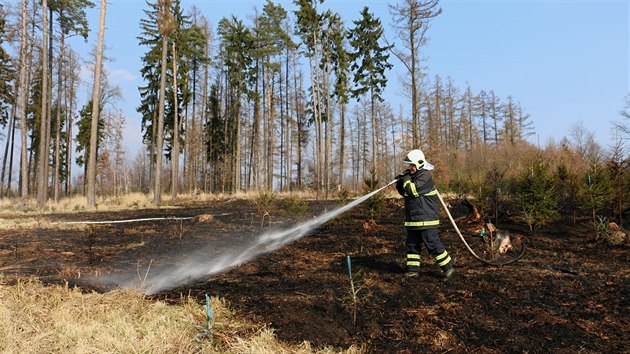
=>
[395,169,411,180]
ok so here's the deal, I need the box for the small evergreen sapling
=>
[518,155,559,235]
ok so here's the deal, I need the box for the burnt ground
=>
[0,197,628,353]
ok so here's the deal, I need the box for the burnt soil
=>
[0,198,628,353]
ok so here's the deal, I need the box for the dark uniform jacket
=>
[396,169,440,230]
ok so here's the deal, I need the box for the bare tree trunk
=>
[154,0,173,204]
[66,63,78,195]
[279,58,285,192]
[7,112,17,195]
[265,66,275,191]
[171,42,179,198]
[200,23,210,193]
[322,61,331,199]
[154,34,168,204]
[294,58,303,189]
[370,89,377,179]
[308,56,321,193]
[252,60,261,190]
[0,102,16,197]
[44,8,54,201]
[36,0,50,208]
[148,109,156,194]
[338,102,346,187]
[86,0,107,208]
[283,48,291,192]
[18,0,29,198]
[53,31,66,202]
[234,101,241,192]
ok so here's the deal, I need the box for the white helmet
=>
[404,149,426,169]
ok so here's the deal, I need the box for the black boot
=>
[442,267,454,282]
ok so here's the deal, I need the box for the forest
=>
[0,0,627,225]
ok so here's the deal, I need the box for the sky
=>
[64,0,629,157]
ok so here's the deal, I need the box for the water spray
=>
[108,180,398,294]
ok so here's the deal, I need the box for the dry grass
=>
[0,188,401,232]
[0,188,389,215]
[0,277,365,353]
[0,217,88,231]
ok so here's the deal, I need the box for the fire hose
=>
[435,189,526,266]
[390,179,526,266]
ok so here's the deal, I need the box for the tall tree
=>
[389,0,441,147]
[348,6,393,181]
[18,0,29,198]
[319,10,338,196]
[217,15,252,192]
[329,13,350,186]
[294,0,324,192]
[86,0,106,208]
[487,90,502,144]
[0,4,16,197]
[154,0,175,204]
[36,0,50,207]
[182,11,210,194]
[477,89,490,144]
[204,82,224,192]
[461,85,476,150]
[49,0,94,201]
[138,1,165,195]
[258,0,290,191]
[0,4,13,124]
[166,1,199,197]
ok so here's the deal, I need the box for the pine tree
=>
[204,82,224,192]
[294,0,324,192]
[582,158,613,236]
[258,0,290,191]
[75,100,104,172]
[348,6,392,182]
[217,15,253,192]
[554,161,581,223]
[0,4,14,122]
[0,5,16,197]
[518,154,559,234]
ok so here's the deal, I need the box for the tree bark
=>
[37,0,50,208]
[53,30,66,202]
[86,0,107,208]
[18,0,29,198]
[171,42,179,198]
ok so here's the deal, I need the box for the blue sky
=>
[68,0,629,156]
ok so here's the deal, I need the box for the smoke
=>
[92,181,395,294]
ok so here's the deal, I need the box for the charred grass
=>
[0,196,628,353]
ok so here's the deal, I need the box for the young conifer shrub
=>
[517,154,559,234]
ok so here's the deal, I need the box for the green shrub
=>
[518,154,559,234]
[282,197,308,220]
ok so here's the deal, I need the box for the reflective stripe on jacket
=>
[396,169,440,229]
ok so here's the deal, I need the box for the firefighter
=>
[396,149,454,281]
